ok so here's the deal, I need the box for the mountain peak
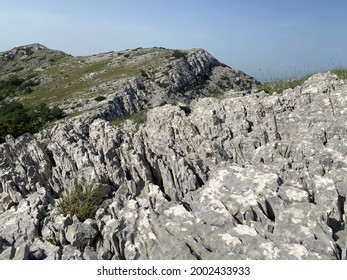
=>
[0,43,48,61]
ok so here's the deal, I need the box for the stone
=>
[12,244,30,260]
[29,238,62,260]
[62,245,83,260]
[83,246,98,260]
[66,221,98,248]
[97,247,113,260]
[0,246,15,260]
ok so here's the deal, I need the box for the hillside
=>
[0,44,259,144]
[0,44,258,115]
[0,44,346,260]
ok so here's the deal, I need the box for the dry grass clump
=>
[57,182,104,221]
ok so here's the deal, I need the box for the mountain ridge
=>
[0,44,259,144]
[0,44,259,116]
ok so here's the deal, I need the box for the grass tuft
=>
[110,110,147,128]
[57,181,104,221]
[332,68,347,80]
[257,75,310,94]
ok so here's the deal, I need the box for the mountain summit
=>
[0,43,48,61]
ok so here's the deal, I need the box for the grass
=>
[110,110,148,128]
[257,75,310,94]
[2,47,194,113]
[21,59,112,107]
[57,181,105,222]
[18,49,175,108]
[332,68,347,80]
[257,67,347,94]
[204,88,225,99]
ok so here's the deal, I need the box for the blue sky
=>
[0,0,346,81]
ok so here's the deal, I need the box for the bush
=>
[0,102,32,142]
[57,182,105,222]
[94,95,106,102]
[0,74,40,98]
[172,50,187,60]
[0,101,64,143]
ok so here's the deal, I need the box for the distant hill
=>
[0,44,259,118]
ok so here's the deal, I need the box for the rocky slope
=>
[0,44,257,117]
[0,45,346,260]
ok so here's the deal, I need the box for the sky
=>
[0,0,346,81]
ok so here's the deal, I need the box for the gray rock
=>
[0,70,346,259]
[97,247,113,260]
[66,221,98,248]
[12,244,30,260]
[83,246,98,260]
[62,245,83,260]
[0,44,48,61]
[29,238,62,260]
[0,246,15,260]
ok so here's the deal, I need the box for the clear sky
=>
[0,0,346,81]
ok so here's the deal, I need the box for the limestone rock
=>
[0,70,346,260]
[66,220,98,248]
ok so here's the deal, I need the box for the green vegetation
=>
[0,101,64,143]
[257,75,310,94]
[0,47,178,116]
[205,88,224,99]
[158,82,170,88]
[171,50,187,60]
[57,181,104,222]
[19,55,165,108]
[257,67,347,94]
[110,110,147,128]
[94,95,106,102]
[332,68,347,80]
[46,237,58,246]
[0,74,40,100]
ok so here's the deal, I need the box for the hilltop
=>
[0,44,258,115]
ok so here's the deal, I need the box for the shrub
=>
[172,50,187,60]
[94,95,106,102]
[57,182,104,221]
[158,82,170,88]
[0,101,64,143]
[0,74,40,98]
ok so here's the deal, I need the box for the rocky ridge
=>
[0,44,258,118]
[0,43,48,61]
[0,45,346,260]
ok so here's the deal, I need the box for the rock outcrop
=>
[0,62,346,259]
[0,43,48,61]
[71,48,259,119]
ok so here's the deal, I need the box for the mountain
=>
[0,44,259,117]
[0,44,346,260]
